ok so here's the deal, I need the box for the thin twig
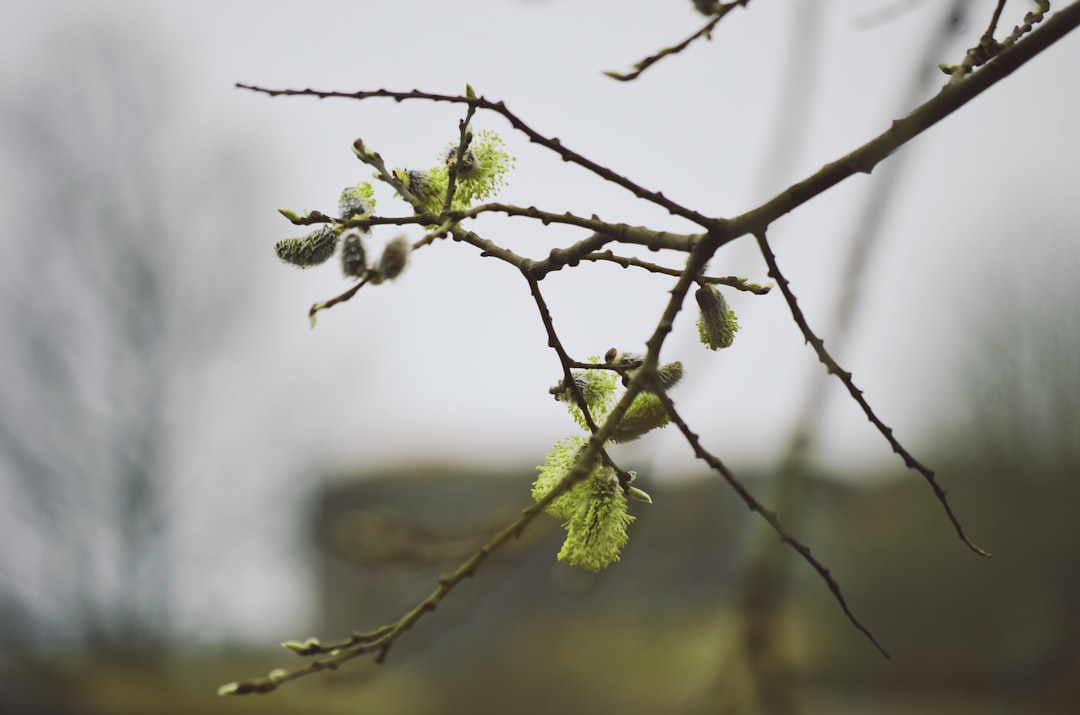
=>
[442,106,478,215]
[604,1,751,82]
[754,232,990,557]
[580,249,771,294]
[652,388,890,659]
[236,83,719,229]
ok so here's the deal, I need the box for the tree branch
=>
[754,232,990,557]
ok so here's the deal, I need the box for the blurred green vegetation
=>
[5,455,1078,714]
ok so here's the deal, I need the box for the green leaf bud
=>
[274,225,338,268]
[611,392,670,443]
[696,284,739,350]
[267,669,289,683]
[277,208,302,222]
[371,235,409,284]
[627,486,653,504]
[339,229,367,278]
[465,83,477,100]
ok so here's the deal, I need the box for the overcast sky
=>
[3,0,1078,640]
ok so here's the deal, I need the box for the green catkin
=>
[338,186,372,220]
[556,467,634,572]
[274,225,337,268]
[611,392,670,443]
[648,361,684,392]
[696,284,740,350]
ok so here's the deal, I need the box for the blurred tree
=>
[0,23,261,648]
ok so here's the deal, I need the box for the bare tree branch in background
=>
[0,24,261,649]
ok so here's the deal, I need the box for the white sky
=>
[3,0,1078,640]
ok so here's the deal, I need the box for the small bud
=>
[274,225,338,268]
[371,235,410,283]
[281,639,308,653]
[627,486,653,504]
[217,682,240,697]
[268,669,289,683]
[339,229,367,278]
[465,83,477,100]
[604,347,618,363]
[696,284,739,350]
[277,208,302,222]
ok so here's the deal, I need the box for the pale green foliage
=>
[396,129,514,215]
[443,130,514,207]
[532,440,634,572]
[532,435,592,519]
[556,467,634,572]
[549,357,619,429]
[534,357,684,570]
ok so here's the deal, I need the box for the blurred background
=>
[1,0,1078,713]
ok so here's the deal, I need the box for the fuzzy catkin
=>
[339,229,367,278]
[274,225,337,268]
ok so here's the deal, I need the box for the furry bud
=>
[656,361,684,389]
[611,392,670,443]
[338,185,373,221]
[401,169,440,202]
[339,229,367,278]
[696,284,739,350]
[371,235,410,284]
[274,225,337,268]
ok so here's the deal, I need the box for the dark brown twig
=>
[652,388,890,658]
[754,232,990,557]
[236,83,719,229]
[604,1,752,82]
